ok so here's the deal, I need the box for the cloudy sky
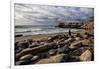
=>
[14,3,94,26]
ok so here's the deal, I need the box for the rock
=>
[39,52,49,58]
[15,47,23,53]
[29,42,40,48]
[69,41,82,49]
[31,55,39,61]
[61,46,69,54]
[48,34,59,41]
[27,39,33,44]
[15,60,30,65]
[49,49,57,56]
[69,56,80,62]
[19,54,33,61]
[80,49,92,61]
[15,34,23,37]
[17,41,29,49]
[15,42,61,60]
[81,39,91,46]
[64,38,74,44]
[36,54,69,64]
[75,37,81,41]
[69,47,93,56]
[15,48,33,60]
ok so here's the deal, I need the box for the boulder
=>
[36,54,69,64]
[19,54,33,61]
[80,49,92,61]
[17,41,29,49]
[15,60,30,65]
[16,42,57,59]
[64,38,74,44]
[29,42,40,48]
[81,39,91,46]
[69,47,93,56]
[69,41,82,49]
[49,49,57,56]
[31,55,39,61]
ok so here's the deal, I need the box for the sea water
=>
[15,25,81,36]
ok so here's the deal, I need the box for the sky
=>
[14,3,94,26]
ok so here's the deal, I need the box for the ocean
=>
[15,25,81,36]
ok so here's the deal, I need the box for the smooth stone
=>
[69,41,82,49]
[49,49,57,56]
[19,54,33,61]
[75,37,81,41]
[80,49,92,61]
[64,38,73,43]
[31,55,39,61]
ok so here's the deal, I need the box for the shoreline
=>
[15,30,82,42]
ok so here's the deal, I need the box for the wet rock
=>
[49,49,57,56]
[19,54,33,61]
[80,49,92,61]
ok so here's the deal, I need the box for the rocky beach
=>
[15,21,94,65]
[14,4,94,65]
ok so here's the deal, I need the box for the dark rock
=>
[15,60,30,65]
[48,34,59,41]
[39,52,49,59]
[27,39,33,44]
[15,47,23,54]
[69,47,93,56]
[15,34,23,37]
[17,41,29,49]
[29,42,39,48]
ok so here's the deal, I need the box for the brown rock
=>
[69,41,82,49]
[31,55,39,61]
[19,54,33,61]
[80,49,92,61]
[49,49,57,56]
[36,54,69,64]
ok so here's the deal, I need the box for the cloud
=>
[14,3,94,26]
